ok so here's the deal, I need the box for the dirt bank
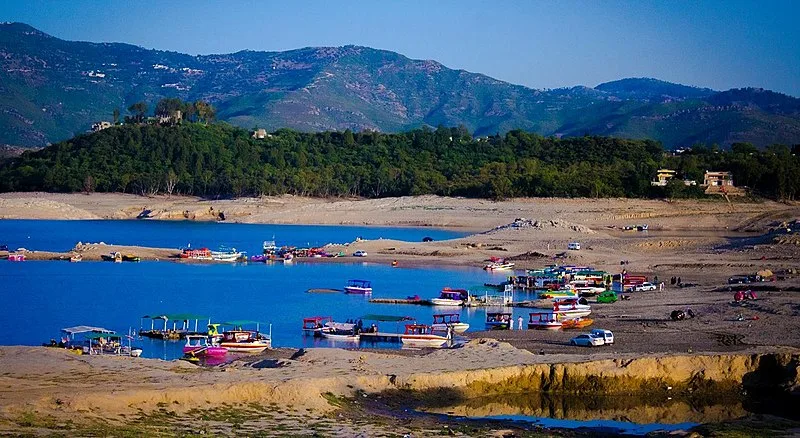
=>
[0,343,796,436]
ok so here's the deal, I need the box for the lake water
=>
[0,219,527,360]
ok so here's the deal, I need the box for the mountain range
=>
[2,22,799,148]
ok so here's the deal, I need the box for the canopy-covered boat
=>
[302,316,334,336]
[218,320,271,353]
[400,324,450,347]
[528,312,562,330]
[485,312,513,330]
[344,279,372,294]
[431,288,469,306]
[553,297,592,319]
[431,313,470,334]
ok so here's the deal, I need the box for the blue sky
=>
[2,0,799,96]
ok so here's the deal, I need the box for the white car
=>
[570,334,605,347]
[567,242,581,250]
[634,282,657,292]
[353,250,368,257]
[590,329,614,345]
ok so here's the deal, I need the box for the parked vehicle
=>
[590,329,614,344]
[596,290,618,303]
[634,282,657,292]
[567,242,581,250]
[353,250,368,257]
[570,334,604,347]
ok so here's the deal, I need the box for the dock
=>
[369,298,432,305]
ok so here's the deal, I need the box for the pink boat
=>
[182,335,228,357]
[7,253,25,261]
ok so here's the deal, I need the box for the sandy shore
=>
[1,193,799,435]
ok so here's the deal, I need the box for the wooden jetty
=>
[368,298,432,305]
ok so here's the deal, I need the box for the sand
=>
[1,192,799,436]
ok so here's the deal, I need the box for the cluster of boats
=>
[98,252,140,262]
[302,313,470,348]
[45,325,142,357]
[180,247,246,262]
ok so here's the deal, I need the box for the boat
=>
[344,279,373,294]
[431,313,470,334]
[69,253,82,262]
[139,313,211,340]
[122,254,141,262]
[400,324,450,347]
[431,287,468,306]
[320,329,360,342]
[250,254,267,262]
[182,335,228,357]
[302,316,333,336]
[527,312,562,330]
[485,312,513,330]
[484,257,515,271]
[211,248,244,262]
[553,297,592,319]
[180,247,213,260]
[101,252,122,262]
[218,320,271,353]
[559,316,594,329]
[7,253,25,261]
[538,287,579,299]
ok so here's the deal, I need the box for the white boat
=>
[431,288,468,306]
[485,312,513,330]
[320,330,360,342]
[344,279,372,294]
[527,312,563,330]
[552,298,592,319]
[218,321,271,353]
[211,248,244,262]
[400,324,450,347]
[484,261,515,271]
[431,313,470,334]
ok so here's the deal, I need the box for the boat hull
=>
[430,298,463,306]
[344,287,372,294]
[528,322,562,330]
[219,341,270,353]
[485,321,510,330]
[320,332,360,342]
[431,322,469,334]
[400,335,448,347]
[183,346,228,357]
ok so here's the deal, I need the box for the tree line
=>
[0,122,798,200]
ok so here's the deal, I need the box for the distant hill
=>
[1,22,799,148]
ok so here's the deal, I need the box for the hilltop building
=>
[651,169,696,186]
[90,121,112,132]
[702,171,743,195]
[252,128,270,139]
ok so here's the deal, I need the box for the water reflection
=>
[422,392,747,431]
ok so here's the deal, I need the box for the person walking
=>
[518,316,524,330]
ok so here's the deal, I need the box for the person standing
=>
[509,316,514,330]
[518,315,524,330]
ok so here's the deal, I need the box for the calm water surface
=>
[0,220,523,360]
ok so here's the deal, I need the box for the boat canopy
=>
[303,316,333,322]
[347,279,371,287]
[359,314,413,322]
[61,325,115,335]
[82,332,122,340]
[141,313,210,321]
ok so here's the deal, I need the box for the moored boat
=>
[431,287,468,306]
[344,279,372,294]
[122,254,141,262]
[553,297,592,319]
[485,312,513,330]
[431,313,470,334]
[69,253,82,262]
[484,257,515,271]
[218,320,271,353]
[527,312,562,330]
[400,324,450,347]
[211,248,244,262]
[320,330,360,342]
[7,253,26,261]
[180,247,213,260]
[302,316,334,336]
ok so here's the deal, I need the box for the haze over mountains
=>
[2,22,799,148]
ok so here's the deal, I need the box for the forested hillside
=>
[1,124,797,200]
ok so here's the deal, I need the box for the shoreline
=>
[2,193,799,435]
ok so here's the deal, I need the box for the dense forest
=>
[1,122,798,200]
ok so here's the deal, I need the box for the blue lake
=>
[0,220,529,360]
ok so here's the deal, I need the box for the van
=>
[568,242,581,250]
[590,329,614,345]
